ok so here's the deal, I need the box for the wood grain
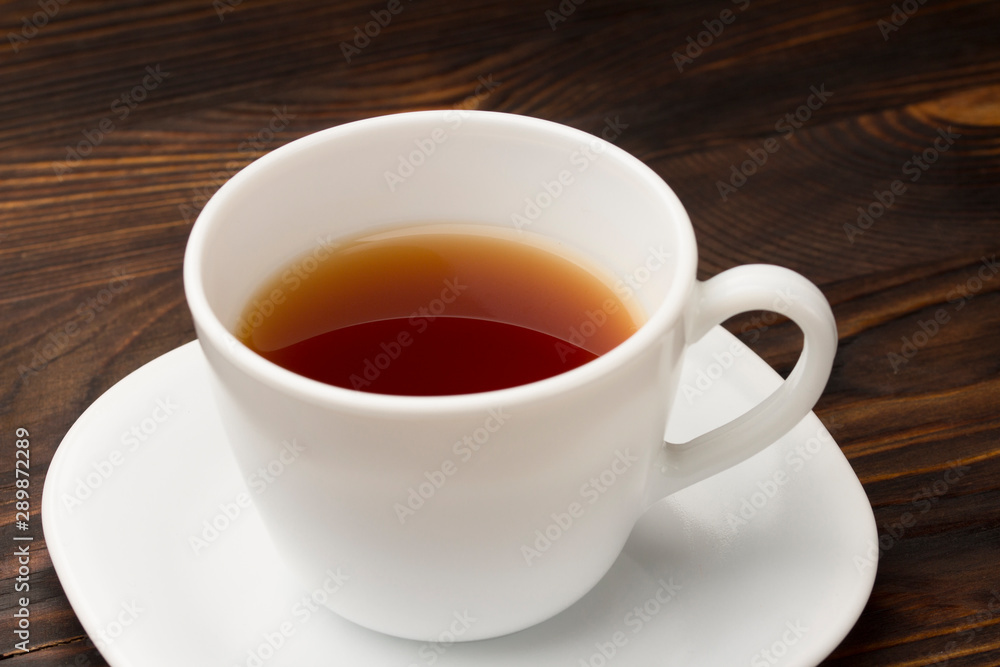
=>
[2,0,999,664]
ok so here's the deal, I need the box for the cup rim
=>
[183,110,698,416]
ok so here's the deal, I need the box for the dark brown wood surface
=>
[2,0,998,664]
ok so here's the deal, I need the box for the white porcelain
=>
[42,331,876,667]
[182,110,839,640]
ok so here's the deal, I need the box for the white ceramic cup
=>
[184,110,838,642]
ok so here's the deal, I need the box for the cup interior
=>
[185,111,697,400]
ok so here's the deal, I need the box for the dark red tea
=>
[236,225,643,396]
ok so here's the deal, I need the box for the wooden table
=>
[2,0,998,664]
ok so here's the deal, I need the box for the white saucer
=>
[43,327,877,667]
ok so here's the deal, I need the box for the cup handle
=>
[646,264,838,505]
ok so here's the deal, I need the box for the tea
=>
[236,224,644,395]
